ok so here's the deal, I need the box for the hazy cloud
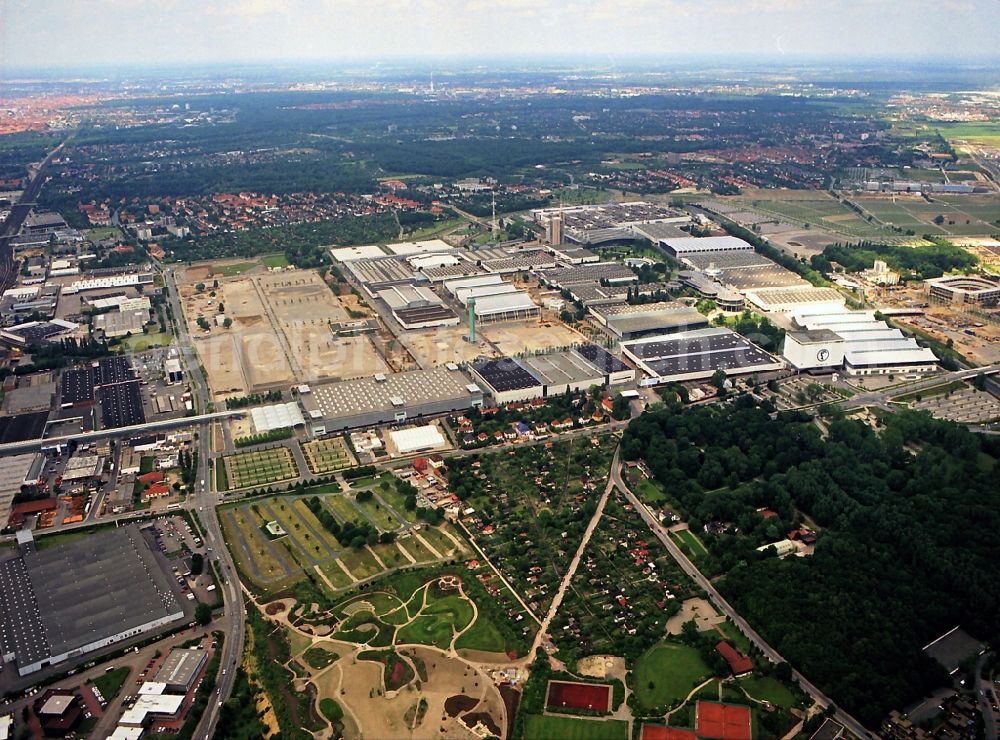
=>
[1,0,997,70]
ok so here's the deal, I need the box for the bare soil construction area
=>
[180,267,388,399]
[482,320,588,356]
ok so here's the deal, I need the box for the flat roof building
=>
[300,366,483,432]
[469,358,545,405]
[153,647,208,693]
[659,235,754,258]
[0,525,184,676]
[589,301,710,339]
[622,328,784,383]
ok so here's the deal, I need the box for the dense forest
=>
[811,240,978,280]
[621,397,1000,726]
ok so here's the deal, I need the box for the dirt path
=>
[414,531,442,558]
[528,448,620,662]
[334,558,358,582]
[395,540,417,564]
[437,525,469,555]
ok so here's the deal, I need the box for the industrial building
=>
[343,257,415,293]
[518,352,608,396]
[573,344,636,385]
[376,285,459,330]
[783,308,938,375]
[250,402,306,433]
[300,366,483,432]
[153,647,208,692]
[387,425,448,455]
[925,275,1000,306]
[589,301,709,339]
[743,286,845,313]
[444,275,539,322]
[94,308,150,338]
[677,270,745,311]
[537,262,638,287]
[533,202,690,245]
[622,328,784,383]
[0,526,184,676]
[658,235,755,258]
[469,358,545,404]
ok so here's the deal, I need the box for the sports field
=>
[546,680,612,713]
[632,642,712,712]
[524,715,629,740]
[695,701,752,740]
[225,447,298,489]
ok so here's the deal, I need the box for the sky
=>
[2,0,999,72]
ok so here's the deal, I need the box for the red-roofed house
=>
[715,641,753,677]
[137,471,165,485]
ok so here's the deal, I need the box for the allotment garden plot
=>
[302,436,355,475]
[224,446,299,490]
[447,435,616,619]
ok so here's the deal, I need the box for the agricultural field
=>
[302,436,354,475]
[218,491,457,594]
[224,446,299,490]
[447,435,617,617]
[549,492,697,665]
[850,194,1000,236]
[737,192,894,240]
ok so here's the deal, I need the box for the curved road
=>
[612,462,875,739]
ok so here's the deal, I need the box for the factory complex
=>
[0,526,185,676]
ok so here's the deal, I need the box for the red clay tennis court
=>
[545,680,612,712]
[696,700,752,740]
[640,723,698,740]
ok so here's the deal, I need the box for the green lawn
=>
[212,261,258,277]
[303,646,338,670]
[397,594,473,649]
[635,478,670,506]
[119,332,174,352]
[455,614,507,653]
[261,253,291,269]
[89,666,130,701]
[737,675,797,709]
[523,715,629,740]
[356,495,401,532]
[632,642,712,712]
[674,528,708,556]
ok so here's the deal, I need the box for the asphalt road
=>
[0,137,70,293]
[613,461,875,739]
[163,266,246,739]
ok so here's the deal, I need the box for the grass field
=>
[324,494,366,525]
[455,613,507,653]
[85,226,122,241]
[933,122,1000,146]
[634,478,671,506]
[737,675,797,709]
[302,437,353,475]
[673,528,709,556]
[523,715,629,740]
[118,332,174,352]
[357,495,402,532]
[396,593,474,649]
[89,666,130,701]
[632,642,712,712]
[226,447,298,489]
[211,261,258,277]
[746,195,892,239]
[416,525,464,558]
[372,476,419,522]
[261,253,291,269]
[337,547,382,580]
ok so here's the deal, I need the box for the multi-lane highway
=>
[0,137,71,293]
[162,265,246,739]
